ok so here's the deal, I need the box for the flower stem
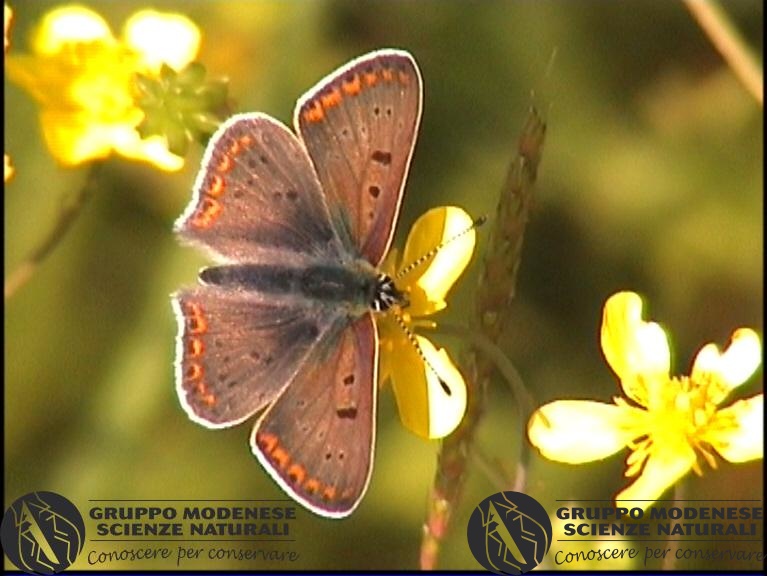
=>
[683,0,763,106]
[5,162,103,299]
[419,107,546,570]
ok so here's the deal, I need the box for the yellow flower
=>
[4,3,10,53]
[527,291,762,511]
[379,206,476,439]
[5,5,200,170]
[5,3,13,182]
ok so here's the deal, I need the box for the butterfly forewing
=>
[296,50,422,265]
[175,114,343,264]
[173,287,339,428]
[252,314,377,518]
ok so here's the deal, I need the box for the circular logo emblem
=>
[1,491,85,574]
[466,491,552,575]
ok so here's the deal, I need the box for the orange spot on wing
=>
[398,70,410,85]
[189,316,206,334]
[208,174,225,197]
[186,363,203,380]
[382,68,394,82]
[287,464,306,485]
[187,302,204,318]
[188,337,204,357]
[321,485,337,502]
[238,135,254,148]
[228,140,242,156]
[364,72,378,87]
[186,374,216,407]
[256,432,278,454]
[304,478,320,495]
[195,380,216,406]
[186,303,208,335]
[192,197,223,229]
[216,154,233,173]
[342,74,362,96]
[320,88,342,109]
[303,100,324,123]
[271,447,290,470]
[203,197,222,217]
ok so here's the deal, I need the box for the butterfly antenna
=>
[390,311,452,396]
[395,215,487,280]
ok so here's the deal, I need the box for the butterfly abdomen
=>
[199,263,379,311]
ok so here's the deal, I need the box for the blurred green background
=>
[4,0,763,571]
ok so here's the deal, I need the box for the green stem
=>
[5,163,102,299]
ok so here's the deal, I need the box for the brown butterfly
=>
[172,50,422,517]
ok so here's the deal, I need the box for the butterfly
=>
[172,49,423,518]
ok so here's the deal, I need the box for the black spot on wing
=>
[371,150,392,165]
[336,406,358,419]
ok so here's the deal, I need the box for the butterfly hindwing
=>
[173,287,339,428]
[296,50,422,265]
[175,113,343,264]
[251,314,377,518]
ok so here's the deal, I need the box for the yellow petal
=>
[41,110,183,170]
[527,400,637,463]
[69,58,136,112]
[399,206,475,314]
[123,10,200,73]
[388,334,466,439]
[376,313,403,388]
[4,154,13,182]
[705,395,763,463]
[386,326,428,431]
[32,6,114,55]
[601,291,670,406]
[41,109,113,164]
[419,336,467,438]
[379,247,399,280]
[5,4,12,53]
[691,328,762,403]
[616,444,696,512]
[113,131,185,171]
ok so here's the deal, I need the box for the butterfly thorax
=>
[199,261,404,315]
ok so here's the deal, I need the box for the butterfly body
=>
[173,49,421,517]
[199,259,396,314]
